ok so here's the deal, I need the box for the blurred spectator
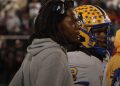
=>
[0,11,5,24]
[0,40,6,83]
[21,12,31,35]
[29,0,41,18]
[29,0,41,29]
[15,50,24,71]
[106,0,120,10]
[4,51,15,84]
[103,29,120,86]
[0,11,8,35]
[5,10,21,35]
[15,39,23,52]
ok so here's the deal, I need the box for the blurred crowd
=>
[0,0,41,85]
[0,0,120,85]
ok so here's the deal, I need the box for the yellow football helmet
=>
[74,5,112,48]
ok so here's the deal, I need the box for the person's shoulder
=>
[67,51,90,58]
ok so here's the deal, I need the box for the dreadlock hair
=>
[29,0,74,47]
